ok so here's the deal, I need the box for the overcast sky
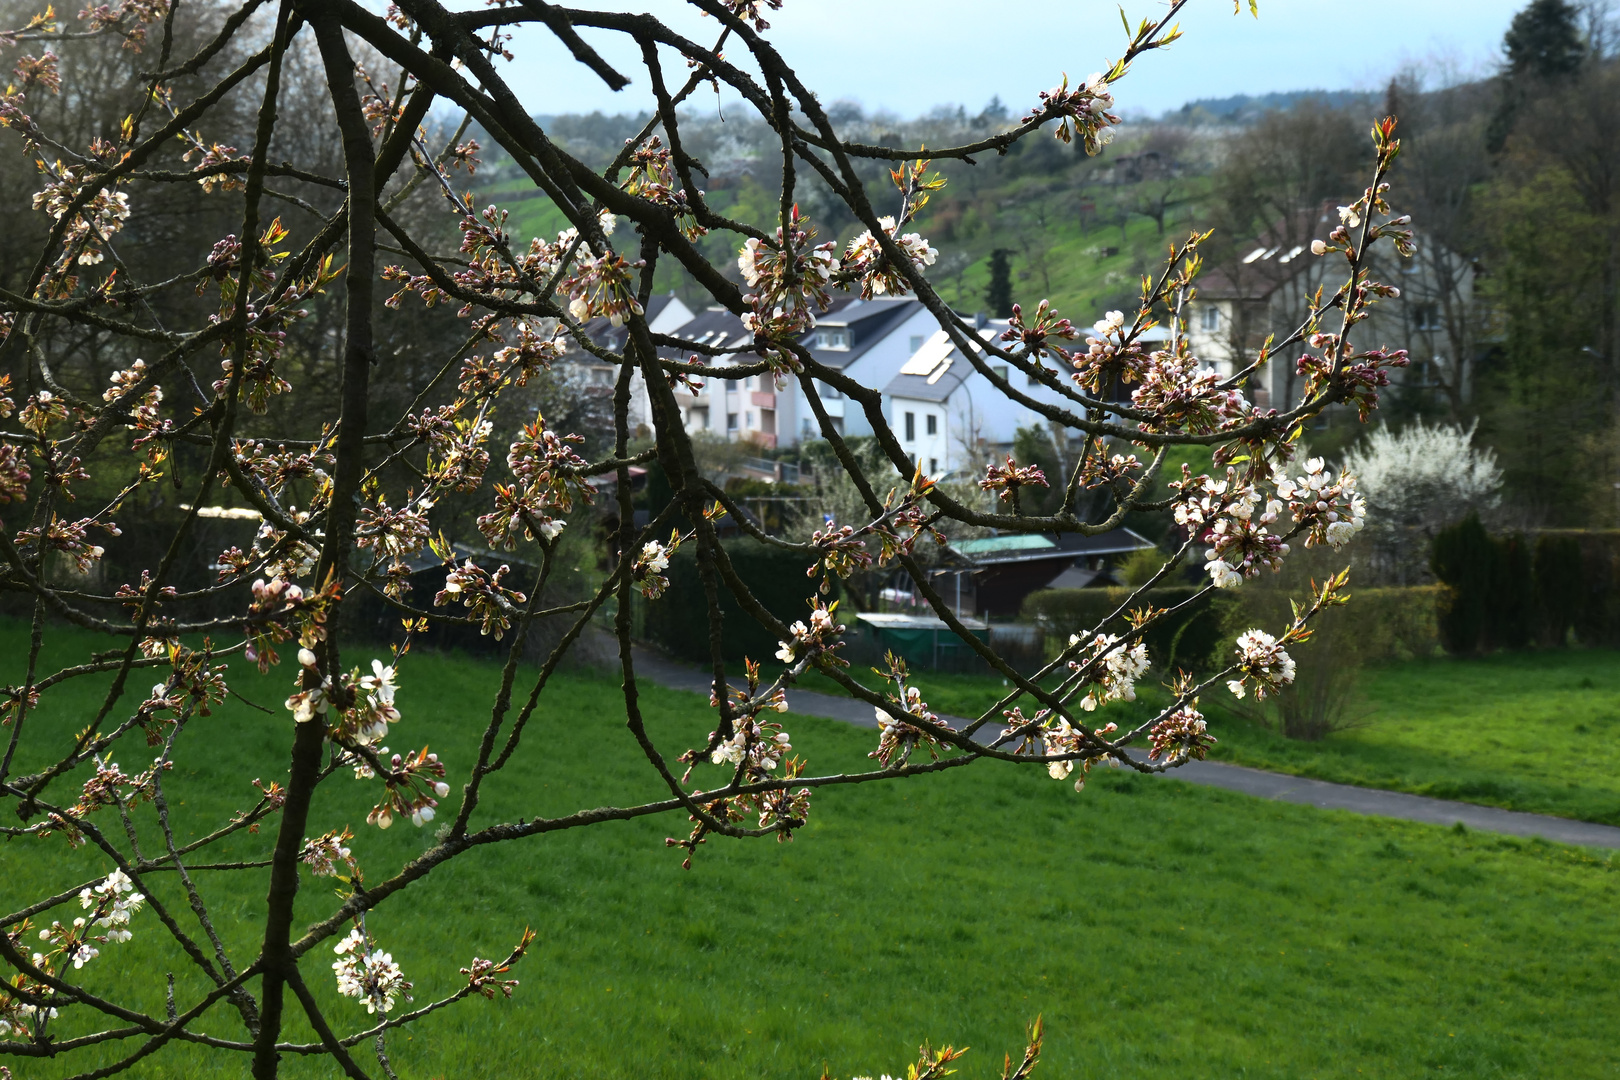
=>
[490,0,1527,120]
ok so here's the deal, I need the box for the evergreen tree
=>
[985,248,1014,317]
[1489,0,1586,150]
[1504,0,1585,78]
[1011,425,1065,516]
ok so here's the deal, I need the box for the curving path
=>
[630,647,1620,850]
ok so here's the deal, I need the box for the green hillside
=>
[472,120,1223,322]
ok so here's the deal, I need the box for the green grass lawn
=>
[4,621,1620,1078]
[829,649,1620,826]
[1204,650,1620,824]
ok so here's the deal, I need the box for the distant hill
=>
[478,85,1382,320]
[1172,89,1374,123]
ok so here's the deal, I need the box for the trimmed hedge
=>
[642,538,816,664]
[1021,586,1237,674]
[1540,530,1620,647]
[1432,522,1620,652]
[1024,583,1442,673]
[1230,584,1442,664]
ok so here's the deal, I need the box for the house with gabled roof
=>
[1184,202,1478,410]
[565,292,696,435]
[663,296,941,449]
[883,320,1172,476]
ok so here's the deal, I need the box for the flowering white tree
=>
[1341,418,1504,583]
[0,0,1416,1075]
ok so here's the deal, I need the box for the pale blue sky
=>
[491,0,1527,120]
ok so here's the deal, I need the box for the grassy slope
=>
[811,649,1620,826]
[1205,650,1620,824]
[4,622,1619,1078]
[475,163,1209,319]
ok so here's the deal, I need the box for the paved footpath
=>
[631,648,1620,850]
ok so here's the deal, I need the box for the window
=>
[818,328,851,350]
[1028,369,1041,387]
[929,457,938,474]
[689,407,709,429]
[994,365,1009,382]
[725,379,738,391]
[590,367,613,386]
[1413,304,1441,331]
[1200,306,1220,331]
[727,412,738,430]
[909,335,924,354]
[904,411,916,441]
[745,411,754,428]
[925,414,937,436]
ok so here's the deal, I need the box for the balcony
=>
[751,390,775,408]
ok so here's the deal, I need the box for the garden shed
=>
[854,612,989,670]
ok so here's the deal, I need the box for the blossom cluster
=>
[980,455,1049,506]
[1000,299,1078,363]
[1227,629,1297,701]
[1149,677,1215,764]
[1068,632,1151,712]
[302,827,356,878]
[477,413,592,552]
[840,216,938,300]
[32,165,131,269]
[634,533,678,599]
[869,655,953,768]
[774,600,845,668]
[1070,308,1152,398]
[358,494,433,596]
[738,207,840,345]
[1274,457,1366,549]
[15,514,119,574]
[1174,467,1289,588]
[31,870,146,982]
[333,925,411,1014]
[434,558,527,639]
[1025,712,1117,792]
[1026,71,1120,154]
[362,746,449,829]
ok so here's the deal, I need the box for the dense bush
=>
[643,539,817,663]
[1548,530,1620,646]
[1432,520,1619,653]
[1534,533,1585,645]
[1431,513,1496,653]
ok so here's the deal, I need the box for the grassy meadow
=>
[3,620,1619,1078]
[830,649,1620,826]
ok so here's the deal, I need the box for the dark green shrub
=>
[1431,513,1494,654]
[643,538,815,663]
[1581,538,1620,645]
[1534,534,1584,645]
[1491,533,1535,650]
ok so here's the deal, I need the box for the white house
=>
[787,297,940,444]
[668,297,942,449]
[566,292,696,435]
[884,321,1172,476]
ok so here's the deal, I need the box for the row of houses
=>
[573,205,1472,475]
